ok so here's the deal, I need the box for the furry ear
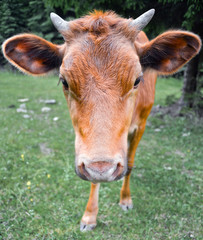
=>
[138,31,201,74]
[2,34,63,75]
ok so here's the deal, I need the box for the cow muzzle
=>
[76,158,126,182]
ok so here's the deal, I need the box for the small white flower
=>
[182,132,190,137]
[53,117,59,121]
[164,166,172,170]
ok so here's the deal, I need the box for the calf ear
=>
[139,31,201,74]
[2,34,63,75]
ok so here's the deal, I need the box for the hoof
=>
[119,202,133,211]
[80,222,96,232]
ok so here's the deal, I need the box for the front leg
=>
[120,123,146,210]
[119,172,133,210]
[80,183,100,231]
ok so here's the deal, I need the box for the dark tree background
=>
[0,0,202,115]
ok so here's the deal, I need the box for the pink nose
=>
[88,161,113,173]
[77,161,125,182]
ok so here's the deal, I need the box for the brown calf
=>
[2,9,201,231]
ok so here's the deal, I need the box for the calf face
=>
[60,26,142,182]
[2,10,201,183]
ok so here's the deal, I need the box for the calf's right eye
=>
[60,77,69,90]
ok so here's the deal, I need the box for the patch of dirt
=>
[174,150,185,158]
[150,103,182,117]
[39,143,53,155]
[150,102,203,119]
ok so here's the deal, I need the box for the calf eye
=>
[134,74,144,89]
[59,77,69,90]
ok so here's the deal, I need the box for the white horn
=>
[130,9,155,31]
[50,12,69,32]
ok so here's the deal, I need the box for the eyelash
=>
[134,74,144,89]
[59,77,69,90]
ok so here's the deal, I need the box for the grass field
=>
[0,71,202,240]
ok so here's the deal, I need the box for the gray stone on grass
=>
[41,107,51,112]
[18,98,29,103]
[17,108,27,113]
[44,99,56,104]
[17,103,27,113]
[39,99,56,104]
[23,114,30,119]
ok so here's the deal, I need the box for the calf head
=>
[2,10,201,182]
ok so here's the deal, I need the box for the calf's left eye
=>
[134,75,144,89]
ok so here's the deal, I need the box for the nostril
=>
[81,162,85,169]
[112,162,124,179]
[77,162,90,180]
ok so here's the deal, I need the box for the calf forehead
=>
[65,34,137,66]
[60,11,142,97]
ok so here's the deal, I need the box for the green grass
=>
[0,71,202,240]
[154,77,182,106]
